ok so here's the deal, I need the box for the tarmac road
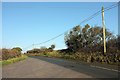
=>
[2,56,119,78]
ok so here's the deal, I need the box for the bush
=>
[2,48,22,60]
[26,47,120,65]
[2,55,28,65]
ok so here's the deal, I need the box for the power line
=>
[79,3,119,25]
[104,4,118,11]
[24,3,119,50]
[23,3,119,50]
[34,33,64,45]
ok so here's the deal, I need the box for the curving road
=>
[2,56,119,78]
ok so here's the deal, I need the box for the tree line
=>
[64,24,119,55]
[26,44,55,54]
[23,24,120,64]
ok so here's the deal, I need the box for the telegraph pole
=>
[33,43,35,49]
[102,6,106,55]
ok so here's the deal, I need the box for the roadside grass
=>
[0,55,28,66]
[26,51,120,66]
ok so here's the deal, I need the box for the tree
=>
[64,25,81,52]
[12,47,22,53]
[48,44,55,52]
[50,44,55,50]
[64,24,114,53]
[2,48,10,60]
[12,47,22,56]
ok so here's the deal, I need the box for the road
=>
[2,56,119,78]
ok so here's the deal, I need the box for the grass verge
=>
[0,55,28,66]
[26,51,120,66]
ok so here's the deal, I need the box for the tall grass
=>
[27,51,120,65]
[0,55,28,66]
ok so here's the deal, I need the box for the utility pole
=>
[33,43,35,49]
[102,6,106,55]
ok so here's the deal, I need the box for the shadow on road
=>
[29,56,118,78]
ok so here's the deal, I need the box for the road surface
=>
[2,56,119,78]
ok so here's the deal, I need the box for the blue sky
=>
[2,2,118,52]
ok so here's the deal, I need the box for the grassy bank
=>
[0,55,28,66]
[26,51,120,66]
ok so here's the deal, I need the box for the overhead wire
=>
[23,3,119,51]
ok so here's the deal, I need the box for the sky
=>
[2,2,118,52]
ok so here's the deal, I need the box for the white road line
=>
[90,65,120,72]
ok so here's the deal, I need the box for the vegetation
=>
[26,44,55,54]
[0,47,28,66]
[0,55,28,66]
[1,47,22,60]
[26,24,120,66]
[64,24,119,65]
[26,50,120,65]
[64,24,118,54]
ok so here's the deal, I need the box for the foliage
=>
[12,47,22,52]
[1,55,28,66]
[48,44,55,51]
[49,44,55,50]
[27,50,120,65]
[26,44,55,54]
[2,47,22,60]
[64,24,117,54]
[25,24,119,65]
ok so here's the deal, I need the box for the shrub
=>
[2,55,28,65]
[2,48,22,60]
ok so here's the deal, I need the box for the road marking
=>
[90,65,120,72]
